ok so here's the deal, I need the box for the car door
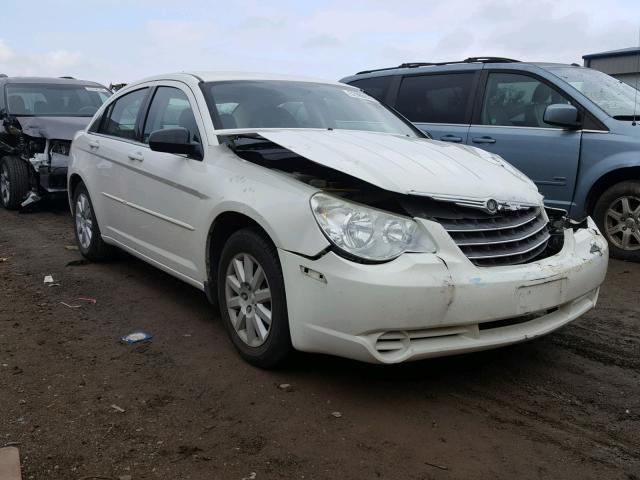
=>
[82,87,150,244]
[466,71,581,211]
[393,72,477,144]
[121,82,209,282]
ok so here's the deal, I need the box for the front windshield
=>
[550,67,639,118]
[205,80,418,137]
[6,83,112,117]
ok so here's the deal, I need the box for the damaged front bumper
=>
[279,218,608,364]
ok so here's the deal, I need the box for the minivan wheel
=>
[217,228,292,368]
[73,183,113,261]
[0,156,30,210]
[593,180,640,261]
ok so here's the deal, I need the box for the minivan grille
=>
[434,207,551,267]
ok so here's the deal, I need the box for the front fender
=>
[573,134,640,217]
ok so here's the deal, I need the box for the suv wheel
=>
[593,180,640,261]
[217,227,292,368]
[0,156,30,210]
[73,182,114,261]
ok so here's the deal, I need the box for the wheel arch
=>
[68,173,84,208]
[204,210,277,305]
[585,166,640,215]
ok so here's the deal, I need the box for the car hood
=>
[256,129,542,204]
[14,116,91,140]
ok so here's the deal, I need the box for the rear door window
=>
[348,76,392,102]
[395,73,474,124]
[99,88,148,141]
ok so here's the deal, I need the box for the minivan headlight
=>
[310,192,436,262]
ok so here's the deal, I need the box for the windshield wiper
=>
[612,114,639,120]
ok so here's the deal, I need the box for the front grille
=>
[434,207,551,267]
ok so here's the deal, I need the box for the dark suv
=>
[341,57,640,260]
[0,75,111,209]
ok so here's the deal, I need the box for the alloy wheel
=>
[75,193,94,249]
[605,195,640,251]
[225,253,273,347]
[0,164,10,206]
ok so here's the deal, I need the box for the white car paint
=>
[68,71,608,364]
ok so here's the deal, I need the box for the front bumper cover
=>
[279,218,608,364]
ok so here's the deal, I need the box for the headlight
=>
[310,192,436,262]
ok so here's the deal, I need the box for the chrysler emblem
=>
[485,199,499,214]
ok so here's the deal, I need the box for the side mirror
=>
[148,127,202,159]
[543,104,581,129]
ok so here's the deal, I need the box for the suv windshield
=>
[205,81,418,136]
[550,67,639,119]
[6,83,112,117]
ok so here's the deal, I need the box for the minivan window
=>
[99,88,148,141]
[348,76,392,102]
[395,73,474,124]
[205,81,418,137]
[549,67,640,119]
[143,87,201,144]
[481,73,570,128]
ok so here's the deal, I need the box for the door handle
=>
[439,135,463,143]
[472,136,496,144]
[127,152,144,162]
[88,140,100,149]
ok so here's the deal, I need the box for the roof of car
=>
[0,76,108,87]
[340,58,580,82]
[126,71,346,88]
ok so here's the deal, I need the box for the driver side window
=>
[481,73,571,128]
[142,87,201,144]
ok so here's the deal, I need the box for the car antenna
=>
[633,27,640,126]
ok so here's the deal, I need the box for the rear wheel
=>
[593,180,640,261]
[0,156,30,210]
[73,183,114,261]
[217,227,292,368]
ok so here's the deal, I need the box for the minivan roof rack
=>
[355,57,521,75]
[59,76,76,79]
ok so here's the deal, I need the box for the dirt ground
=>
[1,203,639,480]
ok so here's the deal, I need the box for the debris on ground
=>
[0,446,22,480]
[60,302,81,309]
[331,411,342,418]
[278,383,293,392]
[121,332,153,345]
[110,404,125,413]
[0,257,9,263]
[64,245,79,251]
[60,298,97,309]
[424,461,448,471]
[44,275,54,284]
[78,297,97,305]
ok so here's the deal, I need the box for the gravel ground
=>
[1,204,639,480]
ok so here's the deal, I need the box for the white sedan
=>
[68,72,608,368]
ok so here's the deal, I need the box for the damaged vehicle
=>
[67,72,608,368]
[0,75,111,209]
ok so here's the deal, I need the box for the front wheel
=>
[0,156,30,210]
[593,180,640,261]
[217,228,292,368]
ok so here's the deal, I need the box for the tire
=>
[593,180,640,261]
[217,227,292,368]
[0,156,30,210]
[72,182,114,261]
